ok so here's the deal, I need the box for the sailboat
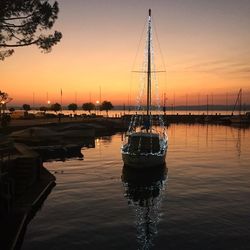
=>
[121,9,168,168]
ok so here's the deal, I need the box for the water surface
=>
[22,124,250,250]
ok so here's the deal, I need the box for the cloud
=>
[166,51,250,79]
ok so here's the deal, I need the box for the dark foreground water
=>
[22,124,250,250]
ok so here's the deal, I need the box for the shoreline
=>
[1,114,250,135]
[11,167,56,250]
[0,117,127,250]
[1,117,127,135]
[0,166,55,250]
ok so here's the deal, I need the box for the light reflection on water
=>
[22,124,250,250]
[122,166,167,250]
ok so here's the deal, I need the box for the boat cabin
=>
[126,132,160,154]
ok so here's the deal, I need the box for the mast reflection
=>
[122,165,168,250]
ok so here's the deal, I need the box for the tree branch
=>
[2,21,30,28]
[0,40,38,47]
[0,1,62,60]
[5,26,23,42]
[0,49,15,60]
[3,14,33,21]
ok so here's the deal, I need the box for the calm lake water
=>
[22,124,250,250]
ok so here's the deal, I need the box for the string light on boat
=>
[150,25,165,136]
[124,9,167,156]
[128,23,149,136]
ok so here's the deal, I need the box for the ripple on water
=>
[22,125,250,250]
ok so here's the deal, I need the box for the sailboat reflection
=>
[122,165,168,250]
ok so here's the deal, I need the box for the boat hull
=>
[122,151,166,168]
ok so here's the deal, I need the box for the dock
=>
[0,143,56,250]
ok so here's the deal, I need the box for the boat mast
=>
[232,88,242,116]
[146,9,152,117]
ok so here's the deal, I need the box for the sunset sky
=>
[1,0,250,106]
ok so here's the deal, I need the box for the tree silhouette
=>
[0,91,12,119]
[39,106,48,114]
[23,104,31,112]
[82,102,95,113]
[0,0,62,60]
[101,101,113,116]
[0,90,10,103]
[68,103,78,113]
[51,103,61,113]
[9,107,15,113]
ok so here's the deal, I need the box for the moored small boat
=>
[121,9,168,168]
[122,132,167,168]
